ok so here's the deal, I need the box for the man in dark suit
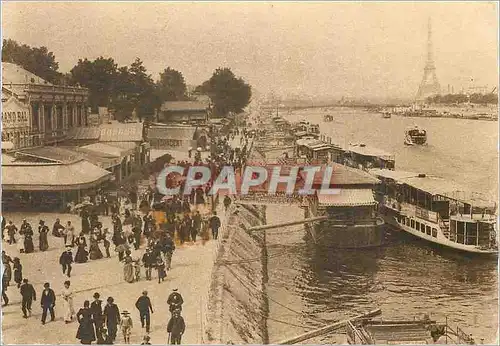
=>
[59,247,73,278]
[20,278,36,318]
[135,290,154,333]
[40,282,56,324]
[91,292,103,341]
[209,211,221,240]
[167,309,185,344]
[103,296,120,341]
[167,288,183,314]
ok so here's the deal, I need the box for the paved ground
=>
[2,133,246,344]
[1,209,226,345]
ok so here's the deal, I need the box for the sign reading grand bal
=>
[1,97,30,129]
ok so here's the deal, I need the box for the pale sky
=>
[1,1,498,100]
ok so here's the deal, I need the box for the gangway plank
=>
[275,308,382,345]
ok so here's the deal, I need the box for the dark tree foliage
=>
[70,57,118,112]
[2,39,63,84]
[111,59,158,122]
[198,67,251,116]
[426,93,498,105]
[157,67,188,101]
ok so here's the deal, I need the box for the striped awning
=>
[317,189,376,207]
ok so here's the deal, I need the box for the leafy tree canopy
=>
[426,93,498,105]
[198,67,251,116]
[2,38,62,84]
[70,57,118,111]
[157,67,188,102]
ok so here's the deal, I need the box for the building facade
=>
[2,62,89,149]
[158,101,210,124]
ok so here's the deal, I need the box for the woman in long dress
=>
[22,224,35,253]
[24,233,35,253]
[65,222,75,248]
[62,280,76,323]
[17,233,25,253]
[76,300,96,344]
[89,234,103,260]
[1,252,13,286]
[38,220,49,251]
[81,209,90,235]
[74,234,88,263]
[13,257,22,288]
[123,252,135,283]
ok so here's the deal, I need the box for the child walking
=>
[120,310,133,344]
[156,257,166,284]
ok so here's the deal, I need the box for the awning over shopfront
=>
[100,122,144,142]
[81,142,135,158]
[107,141,137,151]
[148,126,197,141]
[2,159,112,191]
[317,189,376,207]
[15,146,120,169]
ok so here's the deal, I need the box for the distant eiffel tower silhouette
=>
[416,18,441,101]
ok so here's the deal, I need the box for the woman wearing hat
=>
[76,300,96,344]
[123,251,135,283]
[62,280,75,323]
[38,220,49,252]
[22,221,34,254]
[12,257,23,288]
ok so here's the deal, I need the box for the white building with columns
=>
[1,62,89,149]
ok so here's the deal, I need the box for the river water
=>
[265,107,499,343]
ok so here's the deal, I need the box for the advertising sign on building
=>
[1,96,30,129]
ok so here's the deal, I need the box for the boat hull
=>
[313,219,390,248]
[305,207,390,248]
[404,136,427,145]
[379,206,498,255]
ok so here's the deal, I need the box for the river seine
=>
[265,107,498,344]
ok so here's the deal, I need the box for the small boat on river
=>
[381,111,392,119]
[347,315,479,344]
[324,114,334,122]
[404,125,427,145]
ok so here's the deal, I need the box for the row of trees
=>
[2,39,252,120]
[426,93,498,105]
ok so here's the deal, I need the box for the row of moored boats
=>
[263,115,497,255]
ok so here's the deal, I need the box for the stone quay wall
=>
[201,203,269,344]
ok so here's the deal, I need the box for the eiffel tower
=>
[416,18,441,102]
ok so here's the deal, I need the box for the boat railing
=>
[450,212,497,222]
[383,196,402,211]
[445,323,476,344]
[399,203,439,223]
[346,320,370,344]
